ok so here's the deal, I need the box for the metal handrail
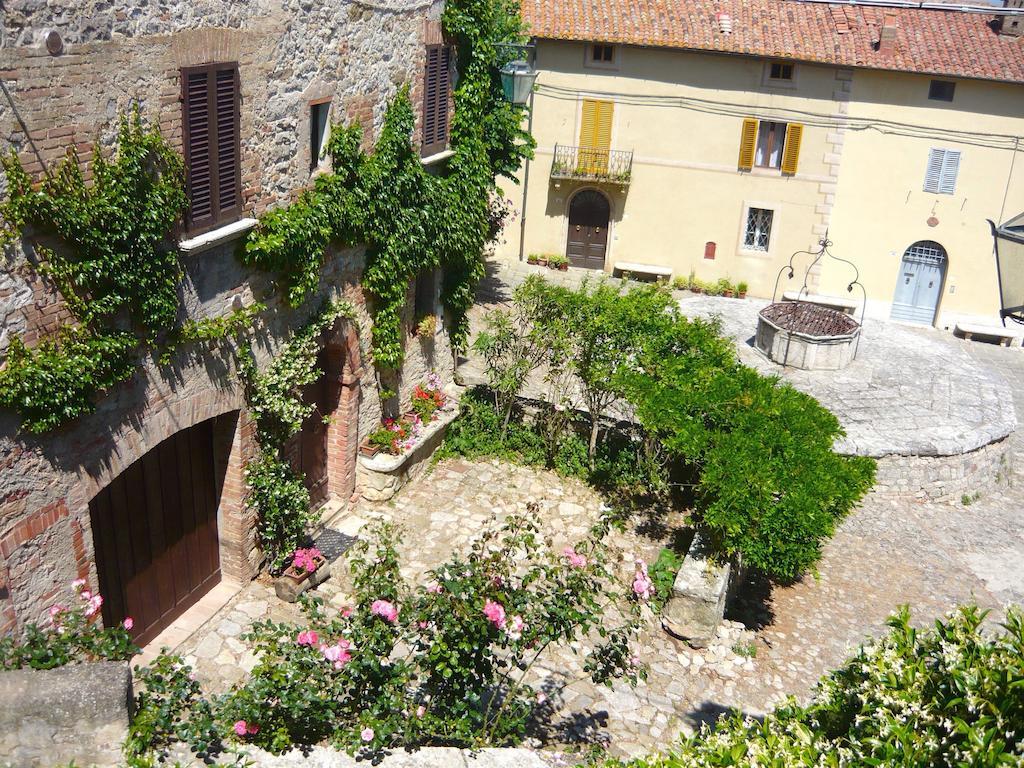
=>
[550,144,633,184]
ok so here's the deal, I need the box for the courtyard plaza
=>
[154,289,1024,762]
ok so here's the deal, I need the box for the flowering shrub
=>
[291,547,322,575]
[0,580,136,670]
[217,504,645,755]
[410,372,447,423]
[604,605,1024,768]
[368,413,424,455]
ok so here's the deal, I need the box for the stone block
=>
[274,562,332,603]
[0,660,131,767]
[662,533,741,648]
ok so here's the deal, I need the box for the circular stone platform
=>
[678,297,1016,489]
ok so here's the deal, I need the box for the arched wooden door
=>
[890,241,947,325]
[566,190,610,270]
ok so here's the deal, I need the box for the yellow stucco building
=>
[497,0,1024,328]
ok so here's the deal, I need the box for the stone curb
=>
[236,746,555,767]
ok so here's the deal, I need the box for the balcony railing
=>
[550,144,633,185]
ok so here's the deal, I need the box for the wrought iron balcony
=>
[550,144,633,185]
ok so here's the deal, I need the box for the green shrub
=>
[647,547,683,613]
[603,605,1024,768]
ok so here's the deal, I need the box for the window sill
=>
[421,149,455,167]
[179,218,258,255]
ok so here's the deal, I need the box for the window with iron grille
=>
[923,148,961,195]
[744,207,774,251]
[422,44,453,157]
[181,63,241,235]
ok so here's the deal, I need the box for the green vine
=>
[239,299,359,570]
[160,301,267,365]
[240,0,534,368]
[0,108,188,432]
[0,327,137,433]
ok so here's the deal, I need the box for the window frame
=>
[584,42,619,70]
[739,203,778,256]
[309,98,332,174]
[762,60,798,89]
[928,80,956,103]
[755,120,788,170]
[181,62,242,236]
[421,43,454,158]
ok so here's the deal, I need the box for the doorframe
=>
[889,239,949,326]
[563,186,614,271]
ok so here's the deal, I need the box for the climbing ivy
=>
[241,0,534,368]
[239,299,359,570]
[0,108,188,432]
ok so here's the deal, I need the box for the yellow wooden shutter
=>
[781,123,804,175]
[738,118,758,171]
[578,99,614,174]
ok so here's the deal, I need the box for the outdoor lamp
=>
[989,216,1024,324]
[500,59,537,105]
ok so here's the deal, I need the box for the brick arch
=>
[316,316,364,504]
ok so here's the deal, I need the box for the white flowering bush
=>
[606,605,1024,767]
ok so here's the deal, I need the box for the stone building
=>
[0,0,457,645]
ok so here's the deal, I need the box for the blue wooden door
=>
[890,241,947,325]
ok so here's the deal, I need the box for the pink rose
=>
[341,606,353,618]
[632,572,654,601]
[370,599,398,623]
[233,720,248,736]
[84,593,103,617]
[48,604,65,620]
[506,614,526,641]
[483,599,506,629]
[426,582,443,594]
[321,639,352,667]
[296,629,319,646]
[536,691,547,704]
[416,705,426,718]
[562,546,588,568]
[123,617,134,631]
[418,621,430,630]
[361,727,375,742]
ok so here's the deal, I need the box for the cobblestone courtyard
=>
[158,266,1024,762]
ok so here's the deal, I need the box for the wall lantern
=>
[499,59,538,105]
[989,216,1024,324]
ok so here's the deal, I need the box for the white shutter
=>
[923,148,944,194]
[939,150,960,195]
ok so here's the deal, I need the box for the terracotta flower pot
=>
[738,291,747,299]
[359,439,381,458]
[723,289,735,298]
[283,554,327,582]
[558,262,569,271]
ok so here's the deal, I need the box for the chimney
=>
[1000,0,1024,37]
[878,11,898,56]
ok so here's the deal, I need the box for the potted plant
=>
[527,253,539,265]
[719,278,735,298]
[737,281,749,299]
[690,277,704,294]
[416,314,437,338]
[537,254,549,267]
[548,253,569,271]
[361,425,396,457]
[283,547,326,582]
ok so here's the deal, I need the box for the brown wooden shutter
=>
[738,118,758,171]
[181,62,241,234]
[422,45,452,157]
[781,123,804,175]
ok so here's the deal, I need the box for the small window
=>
[744,207,774,251]
[924,148,961,195]
[755,121,787,169]
[309,100,331,172]
[928,80,955,102]
[769,61,794,81]
[592,44,614,63]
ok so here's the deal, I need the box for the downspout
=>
[517,47,536,263]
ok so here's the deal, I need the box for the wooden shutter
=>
[738,118,758,171]
[924,148,945,193]
[182,63,241,234]
[578,99,613,174]
[938,150,960,195]
[781,123,804,175]
[422,45,452,157]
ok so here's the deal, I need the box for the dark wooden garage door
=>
[89,418,222,646]
[285,346,331,509]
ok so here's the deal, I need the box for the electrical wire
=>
[536,82,1024,151]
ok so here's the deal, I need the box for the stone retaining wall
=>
[0,661,132,767]
[871,437,1012,502]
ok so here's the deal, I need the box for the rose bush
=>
[216,503,645,755]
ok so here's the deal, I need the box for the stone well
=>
[756,301,860,371]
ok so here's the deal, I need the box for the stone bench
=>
[782,290,858,315]
[954,322,1021,347]
[613,261,673,281]
[662,532,743,648]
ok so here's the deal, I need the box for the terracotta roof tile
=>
[521,0,1024,84]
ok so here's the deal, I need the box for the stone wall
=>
[871,437,1012,502]
[0,660,132,767]
[0,0,457,636]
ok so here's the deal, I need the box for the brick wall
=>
[0,0,459,636]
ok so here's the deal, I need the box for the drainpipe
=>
[517,59,536,262]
